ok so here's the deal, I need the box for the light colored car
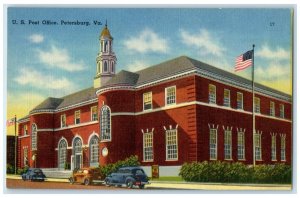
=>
[69,168,104,185]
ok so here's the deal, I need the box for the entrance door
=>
[75,154,82,169]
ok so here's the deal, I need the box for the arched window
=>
[104,41,108,52]
[31,123,37,150]
[111,62,114,73]
[90,136,99,166]
[73,138,82,154]
[73,137,82,169]
[101,105,111,141]
[58,139,67,169]
[104,61,108,72]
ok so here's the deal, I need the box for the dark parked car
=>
[104,167,149,189]
[22,168,46,181]
[69,168,104,185]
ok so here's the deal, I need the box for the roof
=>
[30,55,291,114]
[103,56,291,100]
[30,87,97,113]
[100,24,113,39]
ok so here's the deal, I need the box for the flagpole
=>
[252,44,256,167]
[14,115,17,174]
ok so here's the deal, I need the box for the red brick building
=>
[17,24,292,175]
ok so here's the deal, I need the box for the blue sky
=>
[6,8,292,129]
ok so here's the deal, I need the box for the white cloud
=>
[28,34,44,43]
[126,60,149,72]
[124,28,169,54]
[14,68,76,90]
[256,45,290,61]
[38,45,85,71]
[256,62,290,81]
[180,28,225,57]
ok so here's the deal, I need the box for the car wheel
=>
[69,177,75,184]
[139,184,145,189]
[22,176,26,181]
[84,178,90,186]
[126,180,133,189]
[105,179,111,186]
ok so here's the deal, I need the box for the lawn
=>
[150,176,184,182]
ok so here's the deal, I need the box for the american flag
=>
[235,50,253,72]
[6,117,16,127]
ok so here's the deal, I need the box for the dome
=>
[100,24,113,39]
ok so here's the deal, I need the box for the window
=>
[90,136,99,166]
[166,129,178,160]
[100,105,111,141]
[237,92,243,110]
[75,110,80,124]
[143,132,153,161]
[31,123,37,151]
[224,130,232,160]
[166,86,176,105]
[270,101,275,117]
[143,92,152,111]
[209,84,216,104]
[254,97,260,113]
[104,61,108,72]
[223,89,230,107]
[23,125,28,135]
[280,135,286,161]
[255,133,262,160]
[58,139,67,169]
[91,106,98,121]
[61,114,66,128]
[237,132,245,160]
[111,62,114,73]
[271,135,277,161]
[23,148,28,167]
[280,104,285,118]
[74,138,82,154]
[210,129,217,160]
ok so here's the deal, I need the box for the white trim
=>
[18,135,30,139]
[58,136,69,148]
[88,132,99,145]
[111,112,135,116]
[37,129,54,132]
[165,85,176,106]
[18,118,30,123]
[72,135,84,148]
[54,121,98,131]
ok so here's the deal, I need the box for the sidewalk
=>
[6,174,292,190]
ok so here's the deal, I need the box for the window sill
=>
[271,160,278,162]
[142,160,154,163]
[209,158,217,161]
[238,159,246,161]
[224,159,233,161]
[165,103,176,107]
[255,159,263,161]
[165,159,178,162]
[100,140,111,143]
[280,160,286,162]
[143,109,152,112]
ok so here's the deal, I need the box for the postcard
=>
[5,6,294,191]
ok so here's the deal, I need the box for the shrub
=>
[179,161,291,184]
[99,155,140,177]
[6,164,15,174]
[17,166,29,175]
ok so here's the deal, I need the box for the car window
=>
[135,169,144,175]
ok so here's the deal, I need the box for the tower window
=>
[104,61,108,72]
[111,62,114,73]
[31,123,37,151]
[104,41,108,52]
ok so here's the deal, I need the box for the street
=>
[6,179,165,190]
